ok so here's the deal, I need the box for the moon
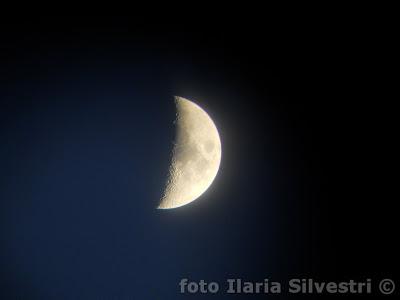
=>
[158,96,222,209]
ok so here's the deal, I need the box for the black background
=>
[1,14,398,299]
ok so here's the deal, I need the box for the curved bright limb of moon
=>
[158,96,222,209]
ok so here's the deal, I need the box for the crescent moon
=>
[158,96,222,209]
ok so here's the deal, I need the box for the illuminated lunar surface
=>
[158,96,222,209]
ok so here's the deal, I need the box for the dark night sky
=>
[0,15,398,299]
